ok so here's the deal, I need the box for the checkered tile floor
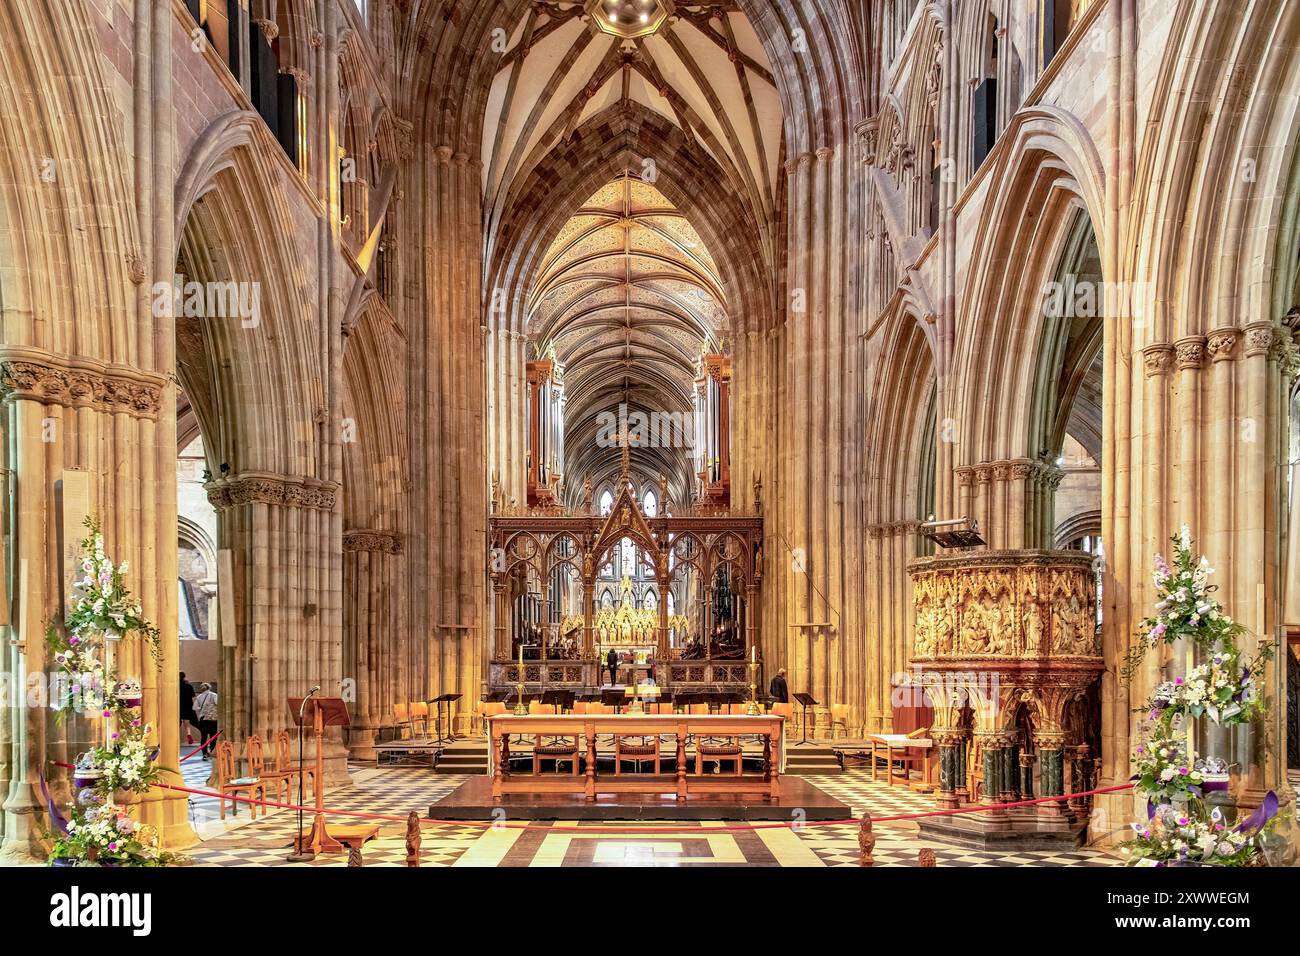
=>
[187,767,478,866]
[183,765,1122,867]
[799,772,1121,867]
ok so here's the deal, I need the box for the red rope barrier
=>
[53,731,220,772]
[150,779,1133,834]
[180,733,220,762]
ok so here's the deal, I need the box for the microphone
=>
[299,685,322,720]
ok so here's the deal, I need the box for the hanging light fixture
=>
[586,0,674,40]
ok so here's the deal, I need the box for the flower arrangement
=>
[1122,527,1244,680]
[65,515,161,663]
[47,793,178,867]
[42,514,180,867]
[90,723,165,794]
[1123,526,1280,867]
[46,626,109,716]
[1132,728,1206,804]
[1121,799,1271,867]
[1143,644,1268,726]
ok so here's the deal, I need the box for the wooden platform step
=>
[435,739,489,774]
[784,745,842,775]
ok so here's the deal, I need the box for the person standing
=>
[193,682,220,758]
[769,668,789,704]
[606,647,619,686]
[179,672,198,745]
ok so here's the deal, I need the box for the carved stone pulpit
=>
[906,550,1103,848]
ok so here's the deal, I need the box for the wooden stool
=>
[331,823,381,850]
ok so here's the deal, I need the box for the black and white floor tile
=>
[182,764,1123,867]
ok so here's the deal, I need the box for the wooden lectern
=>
[288,696,350,854]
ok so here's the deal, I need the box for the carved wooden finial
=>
[918,847,936,867]
[858,811,875,867]
[406,811,422,867]
[348,843,363,867]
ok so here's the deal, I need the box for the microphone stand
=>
[287,686,320,862]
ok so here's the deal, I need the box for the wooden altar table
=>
[487,713,785,802]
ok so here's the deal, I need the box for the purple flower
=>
[69,636,80,646]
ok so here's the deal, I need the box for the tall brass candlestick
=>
[514,643,527,715]
[746,658,760,715]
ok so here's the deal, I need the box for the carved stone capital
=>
[1142,344,1175,377]
[0,348,166,419]
[206,473,340,512]
[1206,328,1239,362]
[1243,322,1275,357]
[1033,731,1067,751]
[1007,459,1036,481]
[1174,335,1207,370]
[343,529,404,554]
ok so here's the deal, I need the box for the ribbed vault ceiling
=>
[531,174,727,500]
[481,1,782,235]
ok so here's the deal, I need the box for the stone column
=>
[977,732,1008,815]
[933,729,963,809]
[206,474,349,784]
[1034,731,1069,817]
[954,730,970,803]
[341,529,402,762]
[1019,750,1036,801]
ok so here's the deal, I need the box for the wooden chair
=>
[532,732,580,774]
[770,702,794,739]
[393,703,412,739]
[246,734,291,805]
[274,729,316,801]
[830,703,852,739]
[214,740,265,820]
[695,738,743,775]
[477,701,507,737]
[409,701,430,738]
[615,734,660,774]
[528,701,557,715]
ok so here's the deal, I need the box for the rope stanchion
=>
[150,779,1133,835]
